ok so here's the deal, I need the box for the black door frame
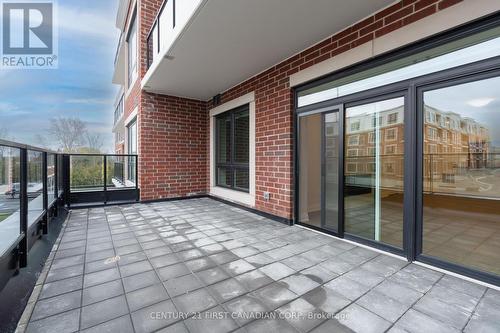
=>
[415,68,500,286]
[296,104,343,237]
[293,14,500,286]
[296,86,409,257]
[321,109,343,235]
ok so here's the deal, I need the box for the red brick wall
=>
[139,94,208,200]
[205,0,463,219]
[137,0,209,200]
[133,0,463,217]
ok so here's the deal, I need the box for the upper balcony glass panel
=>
[146,0,203,71]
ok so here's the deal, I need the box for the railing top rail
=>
[67,154,138,157]
[146,0,169,40]
[0,139,59,154]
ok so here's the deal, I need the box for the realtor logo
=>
[1,0,58,68]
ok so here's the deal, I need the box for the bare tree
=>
[49,117,87,152]
[85,132,104,153]
[34,134,49,149]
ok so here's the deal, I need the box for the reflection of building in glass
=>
[423,105,492,193]
[344,105,493,193]
[344,105,405,190]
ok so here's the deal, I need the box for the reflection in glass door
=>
[298,109,340,232]
[344,97,405,248]
[421,75,500,277]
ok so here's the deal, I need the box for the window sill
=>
[210,186,255,207]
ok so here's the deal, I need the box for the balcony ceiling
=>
[142,0,394,101]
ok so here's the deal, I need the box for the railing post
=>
[63,154,70,208]
[103,155,107,204]
[135,155,139,202]
[19,148,28,268]
[53,154,59,217]
[42,152,48,234]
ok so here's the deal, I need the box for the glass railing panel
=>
[0,145,21,255]
[107,155,136,189]
[27,150,44,226]
[70,155,104,192]
[47,153,56,205]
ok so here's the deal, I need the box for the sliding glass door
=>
[323,112,341,232]
[344,96,405,249]
[419,74,500,277]
[295,20,500,285]
[298,107,341,233]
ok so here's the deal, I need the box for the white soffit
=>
[143,0,394,100]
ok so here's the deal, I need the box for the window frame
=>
[294,14,500,285]
[127,10,138,89]
[215,104,250,193]
[127,118,137,184]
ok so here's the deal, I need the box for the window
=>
[422,75,500,277]
[350,121,360,131]
[215,105,249,191]
[298,26,500,107]
[385,128,397,141]
[388,113,398,124]
[427,127,438,140]
[347,135,359,146]
[346,163,357,173]
[127,119,137,184]
[127,12,137,87]
[368,133,375,144]
[114,95,124,124]
[385,145,396,155]
[347,149,358,157]
[345,97,405,248]
[384,162,395,174]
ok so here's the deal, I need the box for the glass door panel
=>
[344,97,405,248]
[298,113,322,228]
[421,76,500,276]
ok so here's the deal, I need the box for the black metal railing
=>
[146,0,175,70]
[0,139,139,293]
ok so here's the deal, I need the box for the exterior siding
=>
[132,0,464,218]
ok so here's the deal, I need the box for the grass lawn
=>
[0,213,9,223]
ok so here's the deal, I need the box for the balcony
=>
[13,198,500,333]
[113,94,124,127]
[0,139,139,303]
[142,0,394,100]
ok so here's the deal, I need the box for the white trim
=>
[289,0,500,88]
[124,107,138,127]
[209,92,256,207]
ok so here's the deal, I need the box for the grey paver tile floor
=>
[16,198,500,333]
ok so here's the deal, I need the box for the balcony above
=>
[142,0,394,100]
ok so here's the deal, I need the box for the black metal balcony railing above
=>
[146,0,175,70]
[0,139,139,294]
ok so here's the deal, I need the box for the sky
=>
[0,0,120,152]
[425,75,500,147]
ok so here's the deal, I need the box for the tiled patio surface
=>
[17,198,500,333]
